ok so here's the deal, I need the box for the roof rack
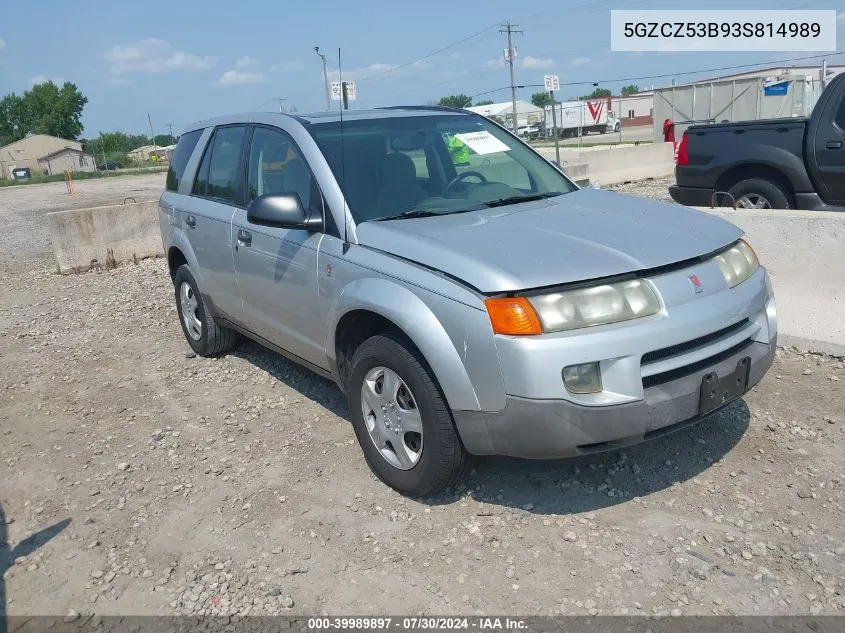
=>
[376,105,466,113]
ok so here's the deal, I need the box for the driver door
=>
[231,125,328,369]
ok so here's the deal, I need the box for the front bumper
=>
[454,336,774,459]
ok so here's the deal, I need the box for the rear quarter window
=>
[166,129,203,192]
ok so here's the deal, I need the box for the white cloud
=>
[837,11,845,23]
[270,60,304,73]
[0,38,6,50]
[215,70,269,86]
[484,58,506,70]
[29,75,65,86]
[105,39,217,75]
[328,60,432,82]
[522,56,555,70]
[235,56,258,69]
[570,56,592,67]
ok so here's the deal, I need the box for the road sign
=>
[330,80,357,101]
[544,75,560,92]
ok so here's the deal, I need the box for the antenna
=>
[338,47,349,247]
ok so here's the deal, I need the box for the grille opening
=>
[642,319,749,366]
[642,338,753,389]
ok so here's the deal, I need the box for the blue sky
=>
[0,0,842,137]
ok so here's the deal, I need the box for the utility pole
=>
[820,58,828,92]
[165,122,175,143]
[549,90,560,166]
[148,113,158,163]
[314,47,331,111]
[500,20,522,134]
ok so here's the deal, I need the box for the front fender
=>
[327,278,482,412]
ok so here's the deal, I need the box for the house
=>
[0,133,93,179]
[38,147,97,175]
[127,144,159,162]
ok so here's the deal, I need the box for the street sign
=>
[330,80,357,101]
[544,75,560,92]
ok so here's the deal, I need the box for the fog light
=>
[562,362,602,394]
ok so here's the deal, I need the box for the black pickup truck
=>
[669,72,845,211]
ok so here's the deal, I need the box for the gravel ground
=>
[1,175,844,619]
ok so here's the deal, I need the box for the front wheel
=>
[347,331,468,497]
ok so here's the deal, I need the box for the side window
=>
[206,126,247,203]
[191,139,212,197]
[166,129,202,192]
[247,126,317,212]
[835,97,845,131]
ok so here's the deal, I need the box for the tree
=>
[474,100,494,106]
[530,92,553,108]
[0,81,87,145]
[621,84,640,96]
[579,87,612,99]
[438,94,473,109]
[153,134,176,147]
[0,94,27,146]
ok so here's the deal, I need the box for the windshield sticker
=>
[453,131,510,156]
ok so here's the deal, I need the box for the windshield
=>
[306,113,576,223]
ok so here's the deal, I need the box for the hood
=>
[355,188,743,294]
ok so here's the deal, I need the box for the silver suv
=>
[159,107,777,497]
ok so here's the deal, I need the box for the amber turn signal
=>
[484,297,543,336]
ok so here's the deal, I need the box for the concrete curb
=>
[47,200,163,274]
[540,142,675,186]
[693,206,845,357]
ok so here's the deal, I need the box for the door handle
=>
[826,141,843,150]
[185,215,196,228]
[237,229,252,247]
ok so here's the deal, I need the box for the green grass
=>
[0,166,167,187]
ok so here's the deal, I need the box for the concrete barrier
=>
[47,200,163,274]
[539,142,675,186]
[694,207,845,356]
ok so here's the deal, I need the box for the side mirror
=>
[246,193,323,231]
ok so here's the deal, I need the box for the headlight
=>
[715,239,759,288]
[526,279,661,332]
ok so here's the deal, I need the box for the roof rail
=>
[376,105,466,113]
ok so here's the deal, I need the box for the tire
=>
[173,264,237,357]
[347,331,469,497]
[727,178,791,210]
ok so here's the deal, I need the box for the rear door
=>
[807,76,845,205]
[179,125,248,321]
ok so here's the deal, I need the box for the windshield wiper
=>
[375,209,442,221]
[484,192,564,208]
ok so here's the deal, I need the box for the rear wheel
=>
[727,178,791,210]
[173,265,237,357]
[347,331,468,497]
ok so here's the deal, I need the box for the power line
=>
[470,50,844,98]
[356,23,500,83]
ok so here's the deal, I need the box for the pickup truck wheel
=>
[728,178,790,210]
[347,332,468,497]
[173,265,237,357]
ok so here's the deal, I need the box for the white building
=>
[612,91,654,127]
[465,100,543,128]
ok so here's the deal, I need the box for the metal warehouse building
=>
[651,63,844,141]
